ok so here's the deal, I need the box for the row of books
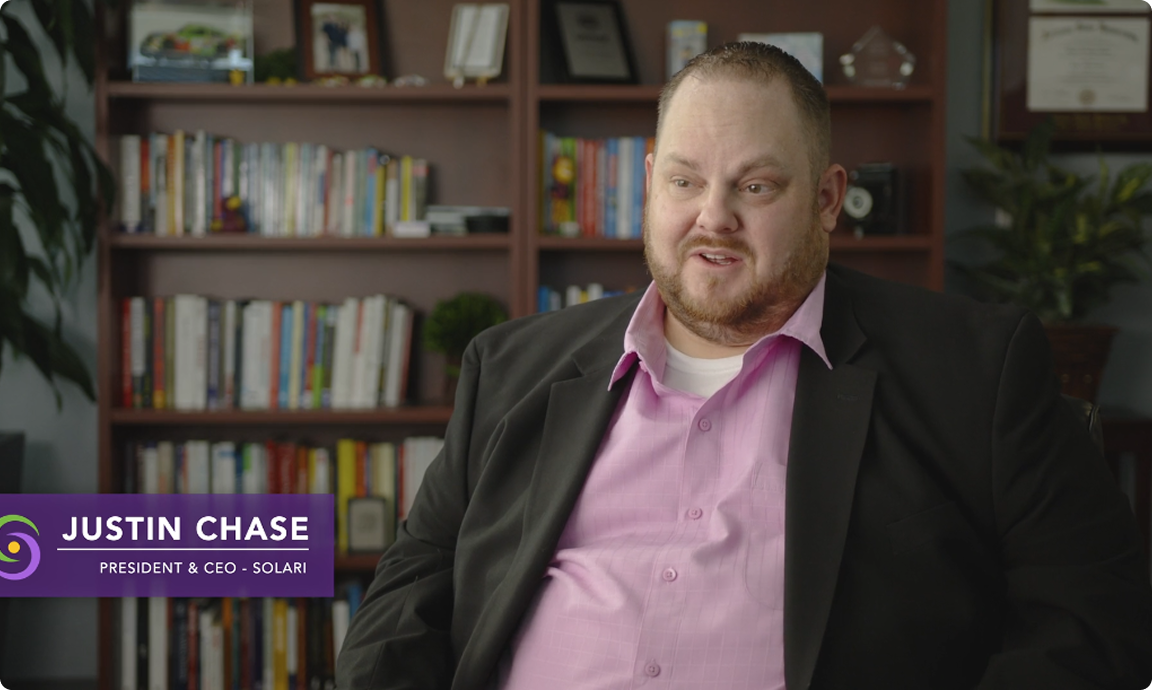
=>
[539,131,655,239]
[118,593,361,690]
[536,283,632,313]
[124,436,445,552]
[116,133,430,238]
[121,295,413,412]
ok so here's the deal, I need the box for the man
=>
[338,42,1152,689]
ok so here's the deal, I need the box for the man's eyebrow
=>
[661,153,791,175]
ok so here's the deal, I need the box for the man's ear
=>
[817,164,848,233]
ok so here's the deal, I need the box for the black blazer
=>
[337,265,1152,690]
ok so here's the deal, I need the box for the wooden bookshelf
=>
[92,0,948,685]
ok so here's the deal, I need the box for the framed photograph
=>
[294,0,385,81]
[985,0,1152,147]
[129,1,254,83]
[445,4,510,82]
[551,0,636,83]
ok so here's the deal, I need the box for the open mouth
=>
[697,252,739,266]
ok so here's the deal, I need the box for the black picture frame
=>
[549,0,637,84]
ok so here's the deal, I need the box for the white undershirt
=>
[661,339,744,398]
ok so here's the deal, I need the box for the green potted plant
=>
[952,117,1152,401]
[423,292,507,403]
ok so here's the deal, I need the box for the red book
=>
[279,442,296,494]
[266,439,280,493]
[296,445,309,494]
[152,297,166,409]
[121,298,133,408]
[269,301,281,409]
[355,441,368,498]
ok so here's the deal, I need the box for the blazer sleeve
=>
[976,313,1152,689]
[335,338,484,690]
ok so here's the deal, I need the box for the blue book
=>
[605,137,618,236]
[633,136,646,238]
[278,304,293,409]
[538,285,550,314]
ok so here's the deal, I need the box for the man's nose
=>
[695,187,738,234]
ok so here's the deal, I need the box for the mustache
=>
[679,235,752,259]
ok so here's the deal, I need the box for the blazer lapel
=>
[456,303,638,688]
[784,271,876,690]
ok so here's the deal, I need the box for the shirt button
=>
[698,418,712,431]
[645,663,661,677]
[662,567,677,582]
[687,507,703,520]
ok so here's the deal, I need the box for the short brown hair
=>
[656,41,832,183]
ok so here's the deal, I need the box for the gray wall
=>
[0,0,1148,682]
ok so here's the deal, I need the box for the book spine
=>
[223,300,237,410]
[119,135,142,233]
[151,298,165,409]
[141,299,153,409]
[207,300,222,411]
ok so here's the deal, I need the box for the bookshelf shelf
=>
[533,84,934,104]
[109,407,454,426]
[105,81,513,104]
[108,234,511,252]
[537,237,644,251]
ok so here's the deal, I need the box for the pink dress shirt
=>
[501,275,830,689]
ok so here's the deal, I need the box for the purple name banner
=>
[0,494,334,597]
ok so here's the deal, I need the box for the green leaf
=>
[2,15,53,103]
[70,0,96,85]
[32,0,68,68]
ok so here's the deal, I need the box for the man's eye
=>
[745,183,768,194]
[672,179,691,188]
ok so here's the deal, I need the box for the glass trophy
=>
[839,26,915,89]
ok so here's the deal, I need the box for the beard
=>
[643,207,829,347]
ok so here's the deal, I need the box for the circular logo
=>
[0,514,41,580]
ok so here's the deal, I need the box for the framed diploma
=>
[986,0,1152,147]
[550,0,637,83]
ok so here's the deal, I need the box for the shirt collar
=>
[609,272,832,389]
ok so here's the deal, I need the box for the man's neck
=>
[663,312,755,359]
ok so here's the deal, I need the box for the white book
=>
[350,297,374,408]
[240,301,261,409]
[119,135,142,233]
[342,151,357,237]
[198,609,213,690]
[192,296,208,410]
[360,295,385,409]
[185,440,211,494]
[382,301,412,407]
[261,143,275,237]
[288,300,305,410]
[172,295,199,410]
[385,158,400,234]
[331,297,359,408]
[299,143,313,237]
[147,597,167,690]
[287,602,299,680]
[191,130,208,236]
[119,597,137,690]
[311,447,331,494]
[141,443,160,494]
[222,300,237,409]
[211,441,237,494]
[616,136,634,239]
[241,443,260,494]
[332,600,351,666]
[402,437,444,518]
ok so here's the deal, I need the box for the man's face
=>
[643,76,842,346]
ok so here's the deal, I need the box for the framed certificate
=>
[985,0,1152,147]
[551,0,636,83]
